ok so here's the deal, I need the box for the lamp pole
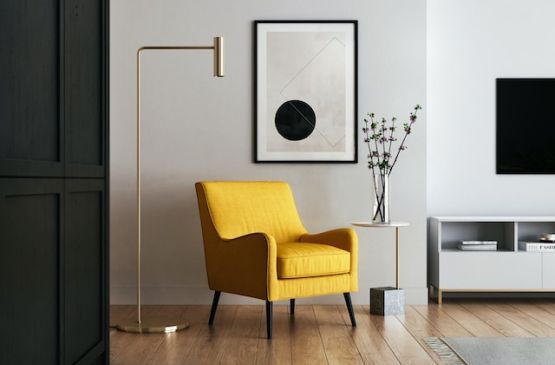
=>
[115,37,224,334]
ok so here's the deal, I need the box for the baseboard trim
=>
[110,286,429,305]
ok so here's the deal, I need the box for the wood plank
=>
[395,306,444,363]
[440,303,502,336]
[313,305,364,365]
[109,306,137,362]
[368,306,435,364]
[534,301,555,316]
[490,303,555,337]
[144,305,210,365]
[512,302,555,329]
[412,304,472,337]
[339,305,399,365]
[460,303,534,337]
[182,305,238,365]
[255,305,292,365]
[218,305,262,365]
[289,305,328,365]
[109,305,136,327]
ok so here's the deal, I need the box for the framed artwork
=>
[255,20,358,163]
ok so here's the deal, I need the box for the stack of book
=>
[458,240,498,251]
[519,241,555,252]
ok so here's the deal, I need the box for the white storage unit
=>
[428,216,555,303]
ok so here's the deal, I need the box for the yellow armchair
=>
[195,181,358,339]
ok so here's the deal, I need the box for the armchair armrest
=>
[207,232,278,301]
[300,228,358,291]
[300,228,358,253]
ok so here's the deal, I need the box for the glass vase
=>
[372,174,390,223]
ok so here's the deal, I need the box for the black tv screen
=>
[497,78,555,174]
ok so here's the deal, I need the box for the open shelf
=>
[440,221,515,251]
[517,221,555,243]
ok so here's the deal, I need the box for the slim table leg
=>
[437,288,443,305]
[395,227,400,289]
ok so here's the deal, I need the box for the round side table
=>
[352,221,410,316]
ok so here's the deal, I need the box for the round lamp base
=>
[115,318,189,333]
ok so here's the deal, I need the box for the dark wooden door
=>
[0,0,108,364]
[0,0,107,179]
[0,179,64,365]
[0,0,64,177]
[65,179,107,364]
[65,0,107,178]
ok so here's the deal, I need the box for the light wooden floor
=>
[110,300,555,365]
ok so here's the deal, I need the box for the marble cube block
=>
[370,286,405,316]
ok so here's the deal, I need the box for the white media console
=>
[428,216,555,303]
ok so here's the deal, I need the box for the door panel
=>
[64,179,106,364]
[0,0,64,177]
[65,0,105,178]
[0,179,63,365]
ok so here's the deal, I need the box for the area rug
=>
[425,337,555,365]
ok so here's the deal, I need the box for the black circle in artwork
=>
[274,100,316,141]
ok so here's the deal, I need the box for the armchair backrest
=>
[195,181,307,243]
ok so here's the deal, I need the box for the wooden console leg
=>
[437,288,443,305]
[429,285,434,300]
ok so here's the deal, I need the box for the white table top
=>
[352,221,410,228]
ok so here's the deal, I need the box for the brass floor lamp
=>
[115,37,224,333]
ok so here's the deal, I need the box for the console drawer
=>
[542,253,555,289]
[439,252,542,289]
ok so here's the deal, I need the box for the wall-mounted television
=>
[497,78,555,174]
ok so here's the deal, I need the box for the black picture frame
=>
[254,20,358,163]
[496,78,555,174]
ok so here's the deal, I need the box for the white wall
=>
[428,0,555,216]
[110,0,427,305]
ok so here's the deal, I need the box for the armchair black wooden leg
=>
[343,293,357,327]
[208,291,221,326]
[290,299,295,316]
[266,301,273,339]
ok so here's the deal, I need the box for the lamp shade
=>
[213,36,224,77]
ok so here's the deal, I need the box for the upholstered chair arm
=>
[210,232,279,301]
[300,228,358,291]
[300,228,358,253]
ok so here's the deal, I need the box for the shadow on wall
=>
[140,184,206,290]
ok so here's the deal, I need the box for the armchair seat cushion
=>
[276,242,350,279]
